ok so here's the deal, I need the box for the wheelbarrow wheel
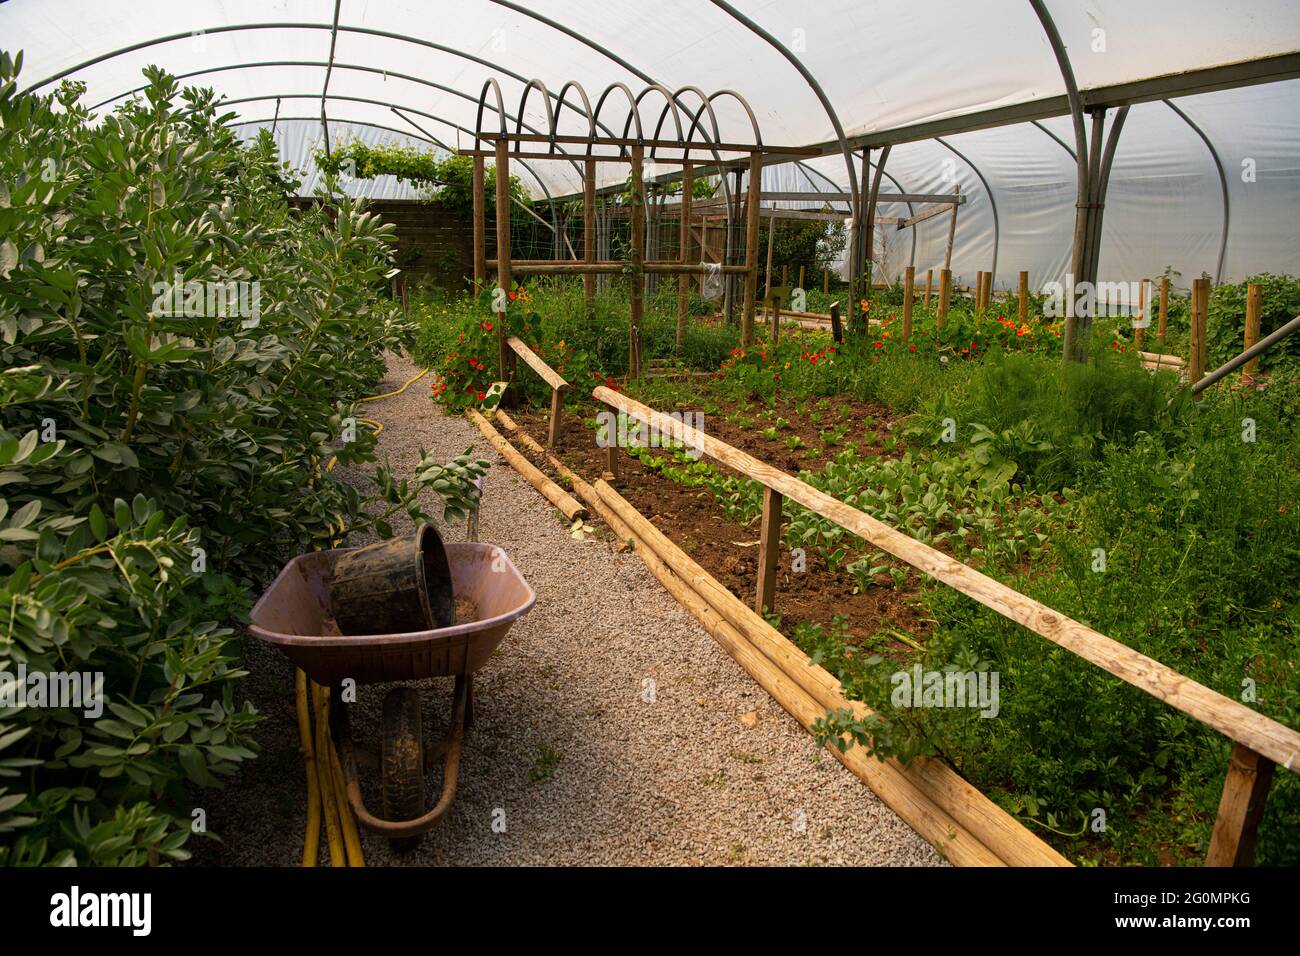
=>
[381,687,424,852]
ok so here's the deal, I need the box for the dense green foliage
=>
[0,56,485,865]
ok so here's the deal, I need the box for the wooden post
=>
[823,267,829,294]
[975,271,986,313]
[548,387,564,449]
[829,301,843,344]
[901,265,915,344]
[1134,278,1147,350]
[676,162,694,351]
[472,156,486,293]
[1243,282,1262,381]
[755,488,783,615]
[798,265,805,293]
[943,188,959,272]
[1189,278,1209,395]
[494,141,511,382]
[1018,270,1029,323]
[937,269,952,326]
[924,268,933,308]
[1205,743,1274,866]
[584,158,596,317]
[781,264,789,287]
[740,153,762,347]
[628,145,645,380]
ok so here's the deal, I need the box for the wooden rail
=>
[593,385,1299,864]
[507,336,568,448]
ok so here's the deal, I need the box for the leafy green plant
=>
[0,56,486,866]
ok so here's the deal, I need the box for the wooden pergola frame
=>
[462,78,817,381]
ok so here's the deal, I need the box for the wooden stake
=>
[472,155,486,293]
[756,488,783,615]
[798,264,805,292]
[938,269,952,326]
[902,265,915,344]
[924,268,933,307]
[823,266,829,294]
[1190,277,1208,393]
[1018,270,1029,323]
[1244,282,1262,380]
[1205,744,1274,866]
[829,301,843,344]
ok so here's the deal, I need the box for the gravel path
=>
[204,352,943,867]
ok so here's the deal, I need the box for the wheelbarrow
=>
[249,538,535,849]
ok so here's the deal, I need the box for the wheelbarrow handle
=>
[334,675,469,838]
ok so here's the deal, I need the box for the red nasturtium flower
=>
[482,321,494,332]
[476,391,486,401]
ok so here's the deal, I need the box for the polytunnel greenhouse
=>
[0,0,1298,905]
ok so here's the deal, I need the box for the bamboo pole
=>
[676,162,693,351]
[467,408,586,521]
[1243,282,1262,380]
[902,265,915,344]
[740,153,763,347]
[943,188,959,272]
[937,269,952,326]
[472,156,486,293]
[593,480,1065,867]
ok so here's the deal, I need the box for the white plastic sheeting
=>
[4,0,1297,293]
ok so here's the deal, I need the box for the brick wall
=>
[291,198,473,292]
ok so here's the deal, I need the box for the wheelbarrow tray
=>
[249,542,535,686]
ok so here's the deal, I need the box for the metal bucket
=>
[328,524,454,636]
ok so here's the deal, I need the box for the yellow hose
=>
[312,681,346,867]
[358,366,429,403]
[329,736,366,866]
[295,669,321,867]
